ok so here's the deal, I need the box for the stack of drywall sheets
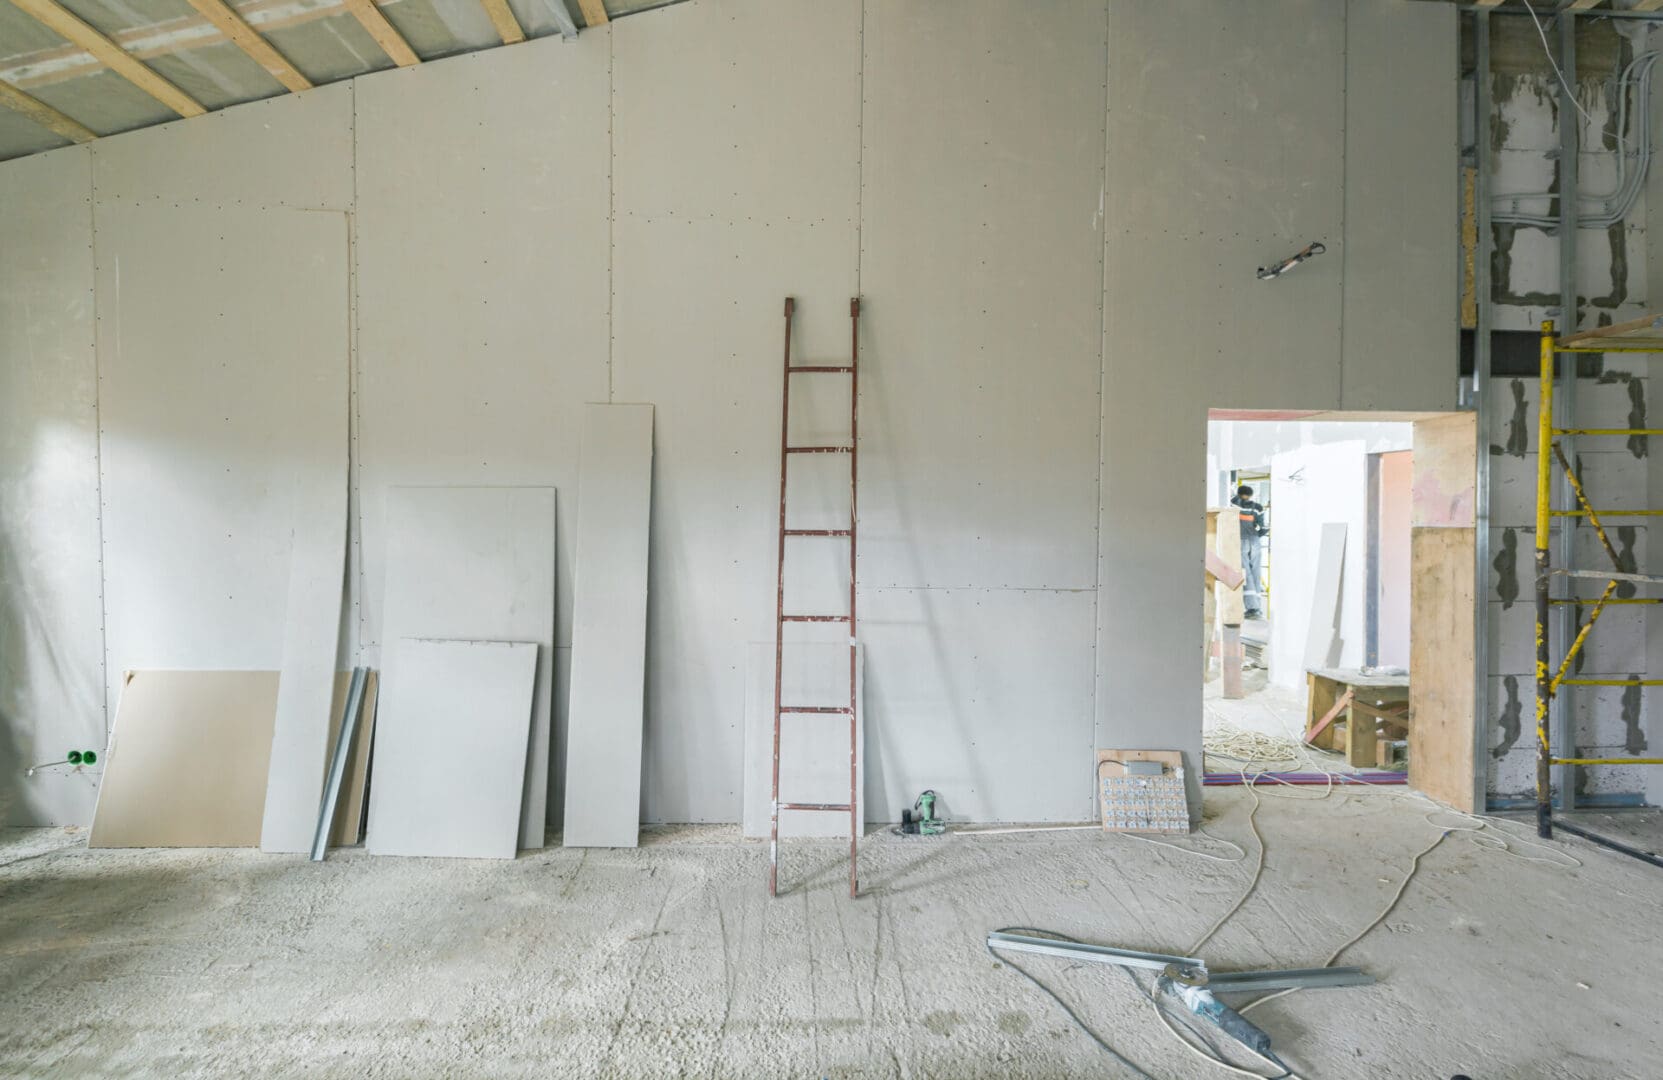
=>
[88,670,378,848]
[366,485,555,858]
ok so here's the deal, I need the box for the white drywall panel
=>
[563,404,653,848]
[260,467,349,854]
[366,638,537,860]
[94,205,348,723]
[91,82,353,211]
[1267,441,1368,688]
[1339,0,1457,411]
[741,642,863,838]
[611,0,860,225]
[858,0,1105,591]
[0,147,105,826]
[381,486,555,848]
[1099,1,1347,787]
[610,0,860,824]
[354,34,611,672]
[860,587,1096,823]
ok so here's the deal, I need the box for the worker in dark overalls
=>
[1230,484,1268,619]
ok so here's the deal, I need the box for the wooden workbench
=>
[1304,668,1411,768]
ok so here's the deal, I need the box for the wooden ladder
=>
[768,296,860,898]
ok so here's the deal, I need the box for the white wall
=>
[0,0,1458,825]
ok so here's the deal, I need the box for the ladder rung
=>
[786,446,853,454]
[778,802,853,813]
[784,529,852,537]
[779,705,854,715]
[789,366,854,373]
[781,614,850,623]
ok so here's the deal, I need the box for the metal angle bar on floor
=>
[985,933,1203,973]
[1202,968,1374,993]
[309,666,368,862]
[1550,817,1663,870]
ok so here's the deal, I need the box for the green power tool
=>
[899,790,945,836]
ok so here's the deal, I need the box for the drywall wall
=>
[0,0,1464,825]
[1100,0,1455,809]
[0,147,103,825]
[94,205,349,721]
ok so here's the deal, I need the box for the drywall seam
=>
[349,82,364,668]
[1090,0,1110,808]
[607,24,615,404]
[89,148,108,748]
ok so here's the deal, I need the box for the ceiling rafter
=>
[0,76,96,143]
[8,0,206,118]
[478,0,525,45]
[180,0,311,92]
[576,0,606,26]
[341,0,420,67]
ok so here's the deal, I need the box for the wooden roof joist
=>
[9,0,205,118]
[478,0,525,45]
[0,76,96,143]
[181,0,312,92]
[341,0,421,67]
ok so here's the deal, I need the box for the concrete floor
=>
[3,791,1661,1078]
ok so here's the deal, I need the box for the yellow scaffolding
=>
[1536,317,1663,865]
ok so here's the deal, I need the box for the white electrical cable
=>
[1521,0,1597,130]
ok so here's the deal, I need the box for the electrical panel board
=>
[1097,749,1189,834]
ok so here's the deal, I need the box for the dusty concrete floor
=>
[3,791,1661,1079]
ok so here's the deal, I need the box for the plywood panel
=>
[366,639,537,860]
[94,206,349,725]
[355,34,611,670]
[91,82,353,211]
[859,0,1105,591]
[861,587,1096,823]
[0,147,105,826]
[89,671,279,847]
[1413,412,1477,528]
[1339,0,1458,411]
[1410,527,1477,812]
[380,486,555,848]
[563,405,654,847]
[1099,2,1346,790]
[742,642,863,838]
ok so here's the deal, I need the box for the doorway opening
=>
[1201,409,1478,810]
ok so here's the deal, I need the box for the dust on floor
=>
[2,791,1660,1078]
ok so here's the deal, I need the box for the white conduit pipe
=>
[1493,51,1660,230]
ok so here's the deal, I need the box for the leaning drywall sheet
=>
[93,206,349,722]
[1098,2,1345,781]
[260,362,350,854]
[1338,0,1457,411]
[1303,524,1349,673]
[0,147,106,827]
[741,643,864,838]
[563,404,654,848]
[1266,441,1368,688]
[609,0,860,825]
[366,639,537,860]
[858,0,1105,591]
[354,33,611,682]
[89,671,280,847]
[380,486,555,849]
[860,587,1096,823]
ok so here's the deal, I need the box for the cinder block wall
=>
[0,0,1458,827]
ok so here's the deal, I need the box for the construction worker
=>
[1231,484,1268,619]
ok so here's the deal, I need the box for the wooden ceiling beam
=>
[478,0,525,44]
[0,76,96,143]
[576,0,606,27]
[341,0,420,67]
[1635,0,1663,12]
[8,0,205,118]
[181,0,311,92]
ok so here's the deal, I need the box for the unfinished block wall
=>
[0,0,1458,827]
